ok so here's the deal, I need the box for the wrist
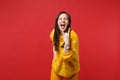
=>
[64,45,70,50]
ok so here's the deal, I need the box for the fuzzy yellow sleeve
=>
[49,29,63,72]
[61,30,79,62]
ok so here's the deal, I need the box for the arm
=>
[61,31,79,62]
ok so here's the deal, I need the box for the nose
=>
[61,19,65,22]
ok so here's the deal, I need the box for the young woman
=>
[49,11,80,80]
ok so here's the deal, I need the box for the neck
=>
[60,30,64,34]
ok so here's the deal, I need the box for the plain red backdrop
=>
[0,0,120,80]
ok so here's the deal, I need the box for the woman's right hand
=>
[63,28,70,45]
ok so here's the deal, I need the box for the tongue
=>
[61,26,65,29]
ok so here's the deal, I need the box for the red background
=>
[0,0,120,80]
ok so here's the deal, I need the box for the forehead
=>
[59,13,68,18]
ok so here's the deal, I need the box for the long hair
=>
[54,11,71,51]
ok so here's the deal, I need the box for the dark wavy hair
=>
[54,11,71,51]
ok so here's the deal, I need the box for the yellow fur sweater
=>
[49,29,80,77]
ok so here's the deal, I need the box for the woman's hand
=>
[63,28,70,45]
[63,28,70,53]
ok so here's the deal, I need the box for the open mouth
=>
[60,24,65,29]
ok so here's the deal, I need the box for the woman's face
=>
[57,13,69,32]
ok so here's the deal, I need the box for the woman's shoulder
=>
[51,29,55,33]
[49,29,54,41]
[70,29,78,38]
[50,29,55,35]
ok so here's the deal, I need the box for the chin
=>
[59,28,64,31]
[61,29,66,32]
[60,30,64,32]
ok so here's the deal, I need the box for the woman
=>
[49,11,80,80]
